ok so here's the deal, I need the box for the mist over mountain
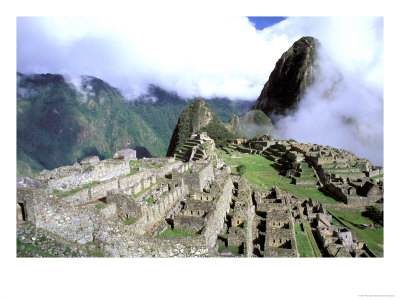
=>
[17,17,383,167]
[17,73,253,175]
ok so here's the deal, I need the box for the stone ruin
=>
[236,135,383,206]
[17,144,235,257]
[253,187,298,257]
[17,136,383,258]
[173,132,216,162]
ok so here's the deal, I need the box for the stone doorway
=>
[17,203,26,223]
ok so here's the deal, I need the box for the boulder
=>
[113,149,137,161]
[17,177,43,189]
[80,156,100,165]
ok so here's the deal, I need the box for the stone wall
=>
[332,173,365,181]
[203,174,233,249]
[17,188,49,224]
[95,230,209,257]
[184,162,215,191]
[31,198,96,245]
[131,179,188,235]
[119,170,157,195]
[294,178,318,185]
[62,189,91,206]
[47,160,130,191]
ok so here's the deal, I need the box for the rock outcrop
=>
[228,110,273,138]
[113,149,137,161]
[167,99,235,156]
[253,36,319,120]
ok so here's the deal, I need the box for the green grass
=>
[294,176,317,180]
[220,152,339,205]
[95,203,107,209]
[132,184,155,198]
[302,221,322,257]
[129,167,140,175]
[218,244,226,252]
[128,160,144,175]
[17,239,55,257]
[328,210,373,224]
[146,197,155,205]
[327,209,383,255]
[85,241,104,257]
[295,233,314,257]
[123,217,140,225]
[154,228,196,238]
[53,181,100,198]
[371,174,383,179]
[227,245,239,255]
[300,167,313,171]
[218,245,240,255]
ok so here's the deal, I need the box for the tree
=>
[362,206,383,226]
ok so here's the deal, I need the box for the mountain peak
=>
[166,98,236,157]
[253,36,319,119]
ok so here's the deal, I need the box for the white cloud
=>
[264,17,383,165]
[17,16,383,164]
[17,16,294,100]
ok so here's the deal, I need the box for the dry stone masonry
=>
[17,135,383,257]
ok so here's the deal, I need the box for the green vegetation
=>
[199,114,237,148]
[167,98,238,156]
[146,197,155,205]
[237,164,247,176]
[295,217,314,257]
[154,228,196,238]
[295,233,314,257]
[227,245,240,255]
[85,241,104,257]
[362,206,383,226]
[217,244,240,255]
[220,152,339,204]
[132,184,155,198]
[123,217,140,225]
[371,174,383,179]
[17,74,250,175]
[129,167,140,175]
[95,203,107,209]
[128,160,144,175]
[230,110,273,138]
[302,221,322,257]
[17,239,55,257]
[294,176,317,181]
[328,208,383,255]
[53,181,100,198]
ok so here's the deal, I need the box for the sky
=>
[16,16,384,165]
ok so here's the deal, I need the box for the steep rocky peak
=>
[166,98,214,156]
[254,36,319,120]
[189,98,213,134]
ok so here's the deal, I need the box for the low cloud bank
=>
[268,17,383,165]
[17,16,383,164]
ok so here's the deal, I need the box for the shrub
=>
[237,164,247,175]
[362,206,383,226]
